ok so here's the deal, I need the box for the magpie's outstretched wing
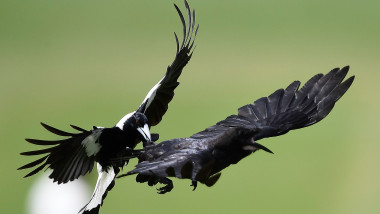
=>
[191,66,355,141]
[18,123,103,184]
[137,1,199,127]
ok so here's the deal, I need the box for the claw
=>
[190,180,197,191]
[156,177,173,194]
[156,183,173,194]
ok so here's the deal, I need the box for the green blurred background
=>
[1,0,379,213]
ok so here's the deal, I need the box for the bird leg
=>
[156,177,173,194]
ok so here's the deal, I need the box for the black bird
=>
[18,1,198,213]
[118,66,355,193]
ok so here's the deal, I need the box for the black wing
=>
[18,123,100,184]
[121,66,354,189]
[137,0,199,127]
[121,128,265,187]
[191,66,355,141]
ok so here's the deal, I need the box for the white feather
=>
[115,111,135,129]
[80,164,116,213]
[139,76,165,112]
[81,128,102,156]
[116,76,165,130]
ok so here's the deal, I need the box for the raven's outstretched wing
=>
[191,66,355,141]
[120,66,354,189]
[18,123,102,184]
[137,0,199,127]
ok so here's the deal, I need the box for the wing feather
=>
[193,66,354,141]
[136,1,199,127]
[120,67,354,191]
[19,123,99,184]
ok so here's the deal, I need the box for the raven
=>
[18,1,198,213]
[118,66,354,193]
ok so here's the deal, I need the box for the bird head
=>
[133,112,151,143]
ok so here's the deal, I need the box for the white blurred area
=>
[27,175,91,214]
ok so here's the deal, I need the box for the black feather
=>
[119,66,354,193]
[24,163,47,178]
[20,147,57,156]
[18,156,48,170]
[70,124,87,132]
[174,3,186,48]
[25,138,64,146]
[41,122,74,136]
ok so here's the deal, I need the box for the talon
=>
[190,180,197,191]
[157,185,172,194]
[156,187,163,194]
[155,178,174,194]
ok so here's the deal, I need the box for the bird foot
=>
[190,180,198,191]
[156,177,173,194]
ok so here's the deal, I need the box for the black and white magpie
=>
[117,66,355,193]
[18,1,198,213]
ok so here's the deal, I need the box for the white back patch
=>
[81,129,103,156]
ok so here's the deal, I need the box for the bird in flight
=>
[18,1,198,213]
[117,66,355,194]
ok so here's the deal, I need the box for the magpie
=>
[18,1,198,213]
[117,66,355,193]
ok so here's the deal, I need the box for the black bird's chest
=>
[96,127,140,166]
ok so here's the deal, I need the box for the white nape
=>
[81,128,103,156]
[27,174,91,214]
[116,111,135,129]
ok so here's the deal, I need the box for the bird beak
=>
[137,124,151,142]
[243,141,274,154]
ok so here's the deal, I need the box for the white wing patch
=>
[116,76,165,130]
[116,111,135,130]
[139,76,165,112]
[81,128,103,157]
[79,164,116,213]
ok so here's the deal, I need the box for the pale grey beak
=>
[137,124,151,142]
